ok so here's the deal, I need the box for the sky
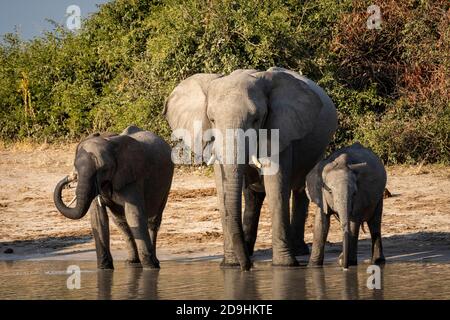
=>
[0,0,110,40]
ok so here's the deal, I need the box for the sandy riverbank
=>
[1,144,449,265]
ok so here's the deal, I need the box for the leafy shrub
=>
[0,0,448,163]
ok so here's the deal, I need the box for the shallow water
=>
[0,260,449,299]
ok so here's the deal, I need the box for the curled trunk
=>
[54,175,96,220]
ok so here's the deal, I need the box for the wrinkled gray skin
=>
[54,126,174,269]
[306,143,387,270]
[165,68,337,270]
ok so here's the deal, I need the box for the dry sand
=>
[1,144,449,265]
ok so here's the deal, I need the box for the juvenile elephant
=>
[165,67,337,270]
[53,126,174,269]
[306,143,387,269]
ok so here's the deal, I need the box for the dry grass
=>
[169,188,217,201]
[0,139,77,152]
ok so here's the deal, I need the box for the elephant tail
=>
[332,212,341,224]
[361,222,367,234]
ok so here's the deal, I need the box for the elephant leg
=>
[309,207,330,266]
[90,199,113,269]
[291,189,310,255]
[149,228,158,258]
[123,189,159,269]
[148,215,162,266]
[368,199,385,265]
[242,185,265,256]
[108,203,140,264]
[220,216,242,267]
[263,147,298,266]
[148,189,170,264]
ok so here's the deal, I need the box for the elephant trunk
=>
[53,175,96,220]
[342,226,350,270]
[221,164,251,270]
[338,189,352,270]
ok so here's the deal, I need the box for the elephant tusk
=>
[67,195,77,207]
[251,155,262,169]
[207,154,217,166]
[68,172,78,182]
[97,196,102,207]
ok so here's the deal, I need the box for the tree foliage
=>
[0,0,448,163]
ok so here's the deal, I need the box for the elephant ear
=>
[348,162,368,172]
[80,137,116,195]
[322,158,340,177]
[108,135,144,191]
[164,73,222,155]
[306,161,330,214]
[306,162,324,205]
[86,135,144,192]
[258,70,324,153]
[320,185,329,215]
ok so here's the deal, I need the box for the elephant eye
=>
[204,133,215,144]
[323,183,332,193]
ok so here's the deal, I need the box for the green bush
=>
[0,0,448,163]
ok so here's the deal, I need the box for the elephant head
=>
[164,68,325,270]
[321,155,368,269]
[54,133,144,220]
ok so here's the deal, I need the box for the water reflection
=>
[97,267,160,300]
[222,268,259,300]
[309,266,386,300]
[97,270,114,300]
[129,268,159,300]
[272,267,306,300]
[0,260,449,299]
[310,268,327,299]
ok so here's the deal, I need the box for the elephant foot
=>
[97,254,114,270]
[125,257,142,268]
[240,259,252,271]
[338,253,357,267]
[371,255,386,265]
[272,255,299,267]
[98,261,114,270]
[140,255,160,269]
[308,259,324,267]
[220,260,241,268]
[143,265,160,270]
[293,241,310,256]
[142,262,160,270]
[220,257,252,271]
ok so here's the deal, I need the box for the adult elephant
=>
[53,126,174,269]
[164,68,337,270]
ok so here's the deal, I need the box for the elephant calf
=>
[54,126,174,269]
[306,142,387,269]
